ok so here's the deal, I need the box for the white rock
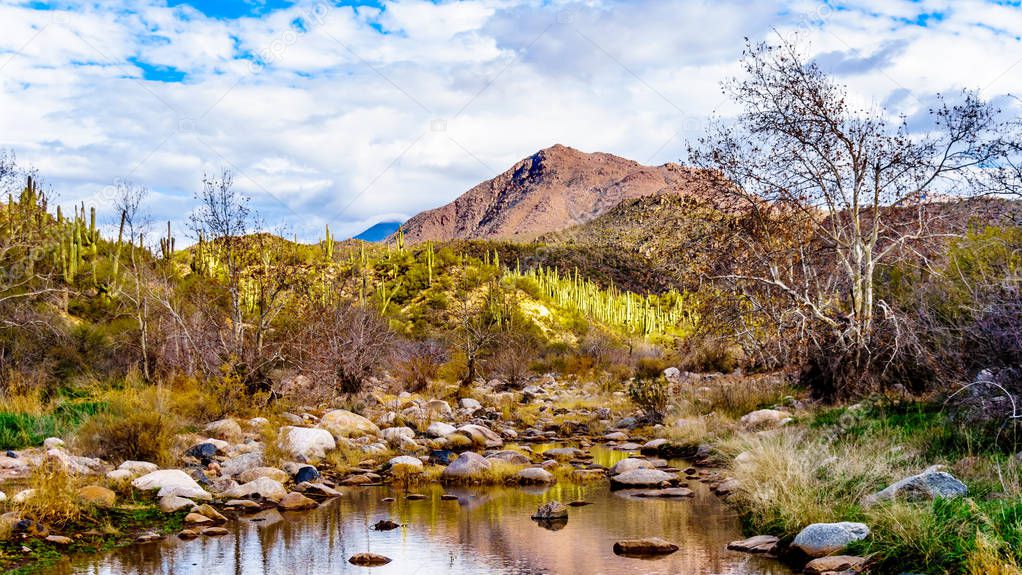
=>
[43,437,65,449]
[319,409,380,438]
[222,477,288,502]
[118,460,159,476]
[426,422,457,438]
[133,469,203,493]
[280,426,336,460]
[459,398,483,411]
[12,489,36,503]
[388,456,424,473]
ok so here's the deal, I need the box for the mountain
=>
[353,221,403,242]
[400,144,709,243]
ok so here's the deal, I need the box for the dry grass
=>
[658,416,712,447]
[681,374,793,419]
[721,427,920,533]
[14,458,89,526]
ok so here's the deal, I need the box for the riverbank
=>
[0,371,1019,574]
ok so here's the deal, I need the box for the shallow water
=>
[46,447,792,575]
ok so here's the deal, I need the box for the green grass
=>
[0,401,104,450]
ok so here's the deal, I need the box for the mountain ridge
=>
[399,144,710,243]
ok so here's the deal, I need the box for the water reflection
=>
[47,448,791,575]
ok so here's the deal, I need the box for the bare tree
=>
[688,36,1021,395]
[298,304,395,394]
[113,181,154,379]
[188,169,250,361]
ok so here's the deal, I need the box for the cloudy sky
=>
[1,0,1021,241]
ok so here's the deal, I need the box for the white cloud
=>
[0,0,1020,242]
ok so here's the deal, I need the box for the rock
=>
[238,467,289,484]
[388,455,425,473]
[372,519,400,531]
[542,447,583,461]
[133,469,204,494]
[612,537,679,556]
[426,422,457,438]
[429,449,455,465]
[15,517,48,537]
[486,450,531,465]
[616,442,642,451]
[517,467,556,484]
[278,492,318,511]
[609,468,675,487]
[192,504,227,523]
[531,500,568,520]
[225,499,263,510]
[159,495,195,513]
[296,482,341,498]
[455,424,503,448]
[43,437,65,449]
[609,458,655,476]
[185,442,219,463]
[200,526,229,536]
[293,465,320,483]
[185,512,213,525]
[46,448,103,474]
[640,438,669,454]
[118,460,159,476]
[726,534,780,554]
[348,553,391,566]
[135,530,164,543]
[441,452,492,480]
[319,410,380,438]
[204,418,243,442]
[803,555,867,575]
[45,535,72,545]
[280,427,336,461]
[604,431,629,441]
[12,489,36,503]
[426,400,453,418]
[0,491,6,503]
[633,487,694,498]
[714,478,741,496]
[218,452,264,477]
[177,529,199,540]
[406,493,426,500]
[459,398,483,411]
[381,426,416,446]
[663,367,682,383]
[864,467,967,506]
[792,522,870,558]
[223,477,288,502]
[739,409,792,430]
[78,485,116,507]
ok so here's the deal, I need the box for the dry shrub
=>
[394,339,447,392]
[626,377,670,424]
[294,304,395,394]
[684,375,793,419]
[487,331,538,389]
[15,458,88,526]
[677,335,745,374]
[76,385,180,467]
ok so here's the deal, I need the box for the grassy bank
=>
[659,387,1022,574]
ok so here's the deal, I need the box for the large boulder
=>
[486,450,531,465]
[219,452,264,478]
[380,426,416,446]
[133,470,204,494]
[238,467,289,484]
[222,477,288,502]
[791,522,870,558]
[280,426,336,460]
[864,467,967,506]
[609,458,654,476]
[426,422,457,438]
[455,424,503,448]
[204,418,244,442]
[609,468,675,488]
[441,452,492,480]
[319,410,380,438]
[518,467,555,484]
[739,409,792,431]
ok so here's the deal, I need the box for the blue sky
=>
[1,0,1021,242]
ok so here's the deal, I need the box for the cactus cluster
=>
[505,264,695,336]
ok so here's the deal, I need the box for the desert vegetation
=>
[0,36,1021,575]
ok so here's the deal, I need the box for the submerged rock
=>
[531,501,568,520]
[348,553,392,566]
[792,522,870,558]
[612,537,679,556]
[278,492,318,511]
[803,555,867,575]
[372,519,401,531]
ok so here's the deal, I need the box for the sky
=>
[1,0,1021,242]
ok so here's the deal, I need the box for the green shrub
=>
[626,377,670,423]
